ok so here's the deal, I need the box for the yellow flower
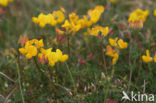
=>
[19,39,44,59]
[32,9,64,27]
[19,48,27,55]
[36,39,44,48]
[154,9,156,17]
[78,16,92,28]
[154,53,156,63]
[128,9,149,23]
[106,45,116,57]
[61,5,104,34]
[40,48,53,59]
[62,19,81,34]
[142,50,153,63]
[110,0,116,3]
[117,39,128,49]
[69,12,79,24]
[106,45,119,64]
[55,49,68,62]
[0,0,13,6]
[108,38,128,49]
[60,55,68,62]
[128,9,149,29]
[38,48,68,67]
[109,38,118,47]
[52,10,65,23]
[19,45,37,59]
[112,53,119,64]
[62,20,71,30]
[90,26,109,36]
[88,5,104,23]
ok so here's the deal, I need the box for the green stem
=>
[104,65,115,103]
[148,63,153,84]
[65,62,76,92]
[16,63,25,103]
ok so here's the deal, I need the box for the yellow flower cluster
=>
[38,48,68,67]
[106,38,128,64]
[110,0,116,3]
[0,0,13,6]
[109,37,128,49]
[19,39,44,59]
[62,5,104,34]
[32,9,65,27]
[128,9,149,29]
[19,39,68,67]
[106,45,119,64]
[154,9,156,17]
[142,50,156,63]
[89,26,109,36]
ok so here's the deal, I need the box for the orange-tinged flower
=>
[55,27,65,35]
[128,9,149,29]
[106,45,119,64]
[18,35,29,46]
[106,45,116,57]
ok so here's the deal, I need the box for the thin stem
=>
[65,62,76,93]
[33,57,72,95]
[16,51,25,103]
[128,36,133,91]
[0,72,15,83]
[100,41,107,73]
[16,63,25,103]
[5,87,17,103]
[148,63,153,84]
[104,65,115,103]
[67,35,71,62]
[33,57,46,76]
[135,51,142,85]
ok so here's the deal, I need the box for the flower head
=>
[109,37,118,47]
[0,0,13,7]
[89,26,109,37]
[32,9,65,27]
[19,39,44,59]
[88,5,104,23]
[142,50,153,63]
[61,5,104,34]
[128,9,149,29]
[106,45,119,64]
[154,9,156,17]
[154,53,156,63]
[109,38,128,49]
[19,45,37,59]
[38,48,68,67]
[117,39,128,49]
